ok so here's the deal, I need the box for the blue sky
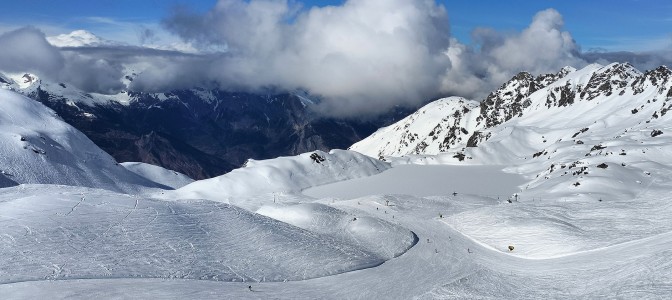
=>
[1,0,670,52]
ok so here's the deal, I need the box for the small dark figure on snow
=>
[248,285,253,291]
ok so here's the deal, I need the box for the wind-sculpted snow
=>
[0,89,169,193]
[0,185,412,283]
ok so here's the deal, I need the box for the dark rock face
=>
[478,72,541,128]
[580,63,639,100]
[26,88,409,179]
[466,131,490,148]
[476,68,573,129]
[437,108,473,152]
[546,82,576,108]
[632,65,671,95]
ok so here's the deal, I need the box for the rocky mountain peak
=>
[580,63,641,100]
[535,66,576,88]
[477,71,540,128]
[631,65,672,96]
[46,30,121,48]
[558,66,577,77]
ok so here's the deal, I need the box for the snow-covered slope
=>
[0,185,414,283]
[350,97,481,157]
[121,162,194,189]
[0,71,133,106]
[0,89,168,192]
[161,149,390,208]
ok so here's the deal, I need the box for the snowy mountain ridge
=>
[351,62,672,158]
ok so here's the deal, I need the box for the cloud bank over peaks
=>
[161,2,588,116]
[160,0,453,116]
[0,27,126,93]
[0,27,64,76]
[440,9,585,99]
[3,1,667,117]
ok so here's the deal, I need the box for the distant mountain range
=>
[0,72,410,179]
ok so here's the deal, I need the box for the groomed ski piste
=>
[2,63,672,299]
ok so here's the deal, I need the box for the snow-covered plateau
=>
[2,63,672,299]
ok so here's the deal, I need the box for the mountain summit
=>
[46,30,122,48]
